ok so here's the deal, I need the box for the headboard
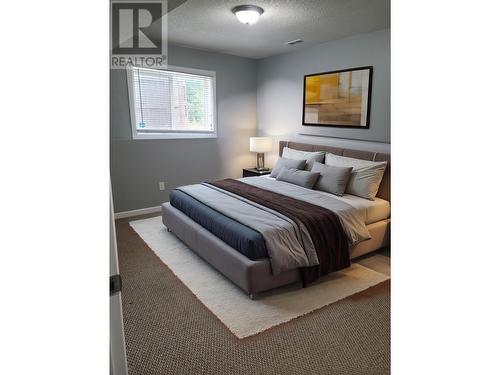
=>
[279,141,390,202]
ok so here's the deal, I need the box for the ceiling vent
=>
[285,39,303,46]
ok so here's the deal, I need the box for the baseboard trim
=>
[114,206,162,219]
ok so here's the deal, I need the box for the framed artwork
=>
[302,66,373,128]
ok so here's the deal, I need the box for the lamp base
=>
[256,153,265,170]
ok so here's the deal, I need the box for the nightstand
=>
[242,168,272,177]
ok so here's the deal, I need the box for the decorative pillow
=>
[310,162,353,196]
[276,168,320,189]
[325,153,387,200]
[282,147,325,171]
[269,157,306,178]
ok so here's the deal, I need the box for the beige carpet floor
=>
[116,215,390,375]
[129,216,390,338]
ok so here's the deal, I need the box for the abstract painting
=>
[302,66,373,128]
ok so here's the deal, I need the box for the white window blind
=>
[127,66,216,139]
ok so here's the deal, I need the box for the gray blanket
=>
[177,177,370,275]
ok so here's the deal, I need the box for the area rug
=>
[129,216,390,338]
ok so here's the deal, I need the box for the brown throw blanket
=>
[209,179,350,286]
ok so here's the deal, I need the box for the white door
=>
[110,190,128,375]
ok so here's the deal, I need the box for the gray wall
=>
[111,29,390,212]
[256,29,390,161]
[111,44,257,212]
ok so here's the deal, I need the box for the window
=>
[127,66,216,139]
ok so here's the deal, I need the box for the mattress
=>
[332,194,390,225]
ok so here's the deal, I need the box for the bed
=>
[162,141,390,297]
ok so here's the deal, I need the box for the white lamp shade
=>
[249,137,272,153]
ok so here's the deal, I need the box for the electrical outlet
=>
[159,181,165,191]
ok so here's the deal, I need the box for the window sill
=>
[132,132,217,140]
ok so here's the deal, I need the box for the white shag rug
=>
[129,216,390,338]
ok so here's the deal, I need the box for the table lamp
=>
[249,137,272,171]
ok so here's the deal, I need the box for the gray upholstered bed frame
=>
[162,141,390,297]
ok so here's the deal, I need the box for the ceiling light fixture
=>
[232,5,264,25]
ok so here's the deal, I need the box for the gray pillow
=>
[269,157,307,178]
[311,162,353,196]
[325,153,387,200]
[276,168,320,189]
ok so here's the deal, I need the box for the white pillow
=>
[282,147,325,171]
[325,153,387,200]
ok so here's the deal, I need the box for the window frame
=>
[126,65,217,140]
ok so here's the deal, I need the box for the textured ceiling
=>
[167,0,390,59]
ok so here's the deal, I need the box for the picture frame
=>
[302,66,373,128]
